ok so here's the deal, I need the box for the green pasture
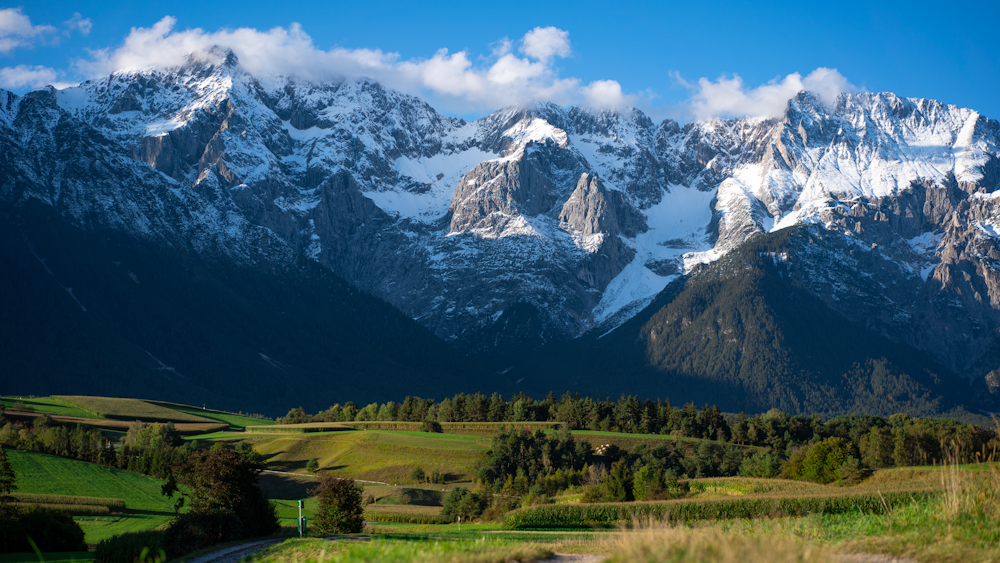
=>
[236,430,488,483]
[0,397,94,419]
[5,449,178,544]
[54,396,215,424]
[148,401,274,430]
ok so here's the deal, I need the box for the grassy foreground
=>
[246,537,553,563]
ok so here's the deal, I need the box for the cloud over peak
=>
[1,12,858,121]
[678,67,858,121]
[72,17,634,114]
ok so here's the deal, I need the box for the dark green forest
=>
[0,203,498,413]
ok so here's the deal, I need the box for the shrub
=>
[0,506,87,553]
[442,487,486,522]
[313,474,365,534]
[410,466,426,484]
[422,420,443,433]
[799,438,861,484]
[306,458,320,473]
[95,531,165,563]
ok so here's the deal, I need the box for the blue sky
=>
[2,0,997,121]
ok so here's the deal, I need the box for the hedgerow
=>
[502,491,939,528]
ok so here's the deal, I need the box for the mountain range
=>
[2,49,998,416]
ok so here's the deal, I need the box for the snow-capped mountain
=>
[3,49,999,392]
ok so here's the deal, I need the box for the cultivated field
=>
[239,430,488,483]
[54,396,217,423]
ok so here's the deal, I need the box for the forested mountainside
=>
[509,228,995,417]
[0,202,499,413]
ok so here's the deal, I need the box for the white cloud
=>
[65,13,92,36]
[0,64,72,89]
[680,68,858,120]
[73,17,630,113]
[581,80,634,110]
[0,7,57,54]
[62,16,853,120]
[519,26,570,62]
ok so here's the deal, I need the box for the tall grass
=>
[604,526,832,563]
[502,491,936,529]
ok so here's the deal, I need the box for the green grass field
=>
[54,396,216,424]
[241,430,488,483]
[147,401,274,430]
[0,397,95,419]
[6,449,178,544]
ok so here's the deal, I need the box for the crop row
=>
[363,511,451,524]
[12,493,125,510]
[15,502,113,516]
[502,491,940,529]
[246,421,562,434]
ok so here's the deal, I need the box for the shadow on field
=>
[259,473,317,500]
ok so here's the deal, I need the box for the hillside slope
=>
[512,228,986,416]
[0,202,500,414]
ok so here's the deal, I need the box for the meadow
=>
[5,449,178,544]
[54,397,217,424]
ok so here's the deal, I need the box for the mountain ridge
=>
[2,50,1000,412]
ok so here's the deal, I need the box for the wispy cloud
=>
[64,13,92,37]
[0,7,57,54]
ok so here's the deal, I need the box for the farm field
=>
[0,396,95,419]
[147,401,274,430]
[5,449,178,544]
[236,430,488,483]
[54,396,217,423]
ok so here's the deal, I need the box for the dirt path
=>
[185,539,283,563]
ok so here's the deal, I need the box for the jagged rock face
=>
[3,52,1000,386]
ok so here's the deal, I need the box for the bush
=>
[95,531,165,563]
[162,511,242,559]
[797,438,861,484]
[410,466,425,484]
[306,458,320,473]
[422,420,443,433]
[313,474,365,534]
[441,487,486,522]
[0,506,87,553]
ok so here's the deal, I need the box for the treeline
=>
[0,412,195,481]
[280,392,996,469]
